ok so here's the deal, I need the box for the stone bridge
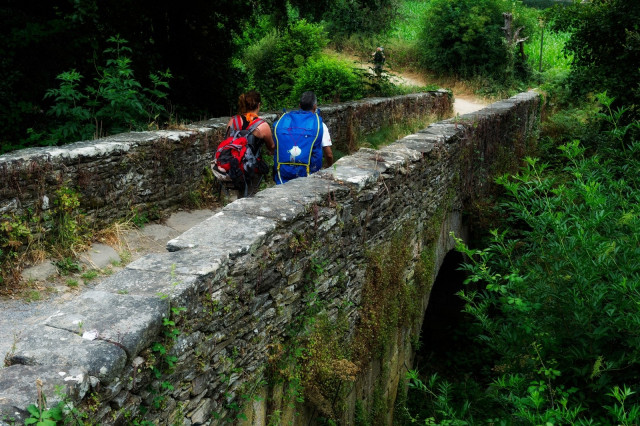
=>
[0,90,540,425]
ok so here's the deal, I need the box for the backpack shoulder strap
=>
[232,115,243,131]
[226,115,245,139]
[246,117,264,134]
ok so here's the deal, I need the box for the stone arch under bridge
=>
[0,91,540,425]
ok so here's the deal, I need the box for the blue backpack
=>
[273,110,324,185]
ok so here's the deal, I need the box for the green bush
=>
[41,35,171,145]
[43,70,95,145]
[322,0,400,40]
[453,135,640,420]
[291,56,363,105]
[242,30,282,106]
[552,0,640,113]
[388,0,431,42]
[242,20,328,108]
[402,96,640,423]
[288,0,399,40]
[417,0,509,78]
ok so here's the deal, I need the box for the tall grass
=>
[524,29,572,74]
[388,0,430,41]
[332,0,428,67]
[379,1,430,71]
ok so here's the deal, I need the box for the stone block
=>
[94,268,203,309]
[6,326,127,384]
[43,290,168,358]
[79,243,121,269]
[20,261,58,282]
[126,245,226,277]
[166,210,277,255]
[0,364,89,423]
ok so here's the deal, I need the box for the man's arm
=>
[323,146,333,168]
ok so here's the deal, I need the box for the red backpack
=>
[212,115,264,190]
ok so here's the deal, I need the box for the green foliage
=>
[80,270,98,281]
[553,0,640,113]
[48,186,84,253]
[0,214,32,268]
[43,70,94,145]
[23,382,91,426]
[418,0,509,78]
[388,0,431,42]
[524,24,573,108]
[452,131,640,419]
[321,0,400,40]
[41,35,172,146]
[1,183,91,286]
[291,56,363,104]
[25,402,63,426]
[1,1,273,152]
[402,93,640,423]
[403,371,473,425]
[55,257,81,275]
[524,25,572,75]
[242,20,328,108]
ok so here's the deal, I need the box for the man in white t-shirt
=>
[299,91,333,168]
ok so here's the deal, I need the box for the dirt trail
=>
[327,50,490,115]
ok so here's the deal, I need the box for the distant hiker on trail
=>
[211,90,274,195]
[372,46,385,76]
[272,91,333,185]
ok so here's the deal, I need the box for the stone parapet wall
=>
[0,91,539,425]
[0,91,451,226]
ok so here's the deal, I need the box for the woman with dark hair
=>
[213,90,274,197]
[226,90,274,154]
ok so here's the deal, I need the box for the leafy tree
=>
[281,0,399,38]
[551,0,640,114]
[321,0,400,39]
[42,36,171,145]
[416,0,538,81]
[418,0,508,78]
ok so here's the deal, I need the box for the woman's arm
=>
[255,122,275,155]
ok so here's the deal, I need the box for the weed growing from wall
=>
[0,213,34,286]
[0,183,88,288]
[23,381,92,426]
[266,254,359,423]
[352,227,423,366]
[48,186,84,254]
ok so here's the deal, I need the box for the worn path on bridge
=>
[0,208,218,365]
[0,83,486,367]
